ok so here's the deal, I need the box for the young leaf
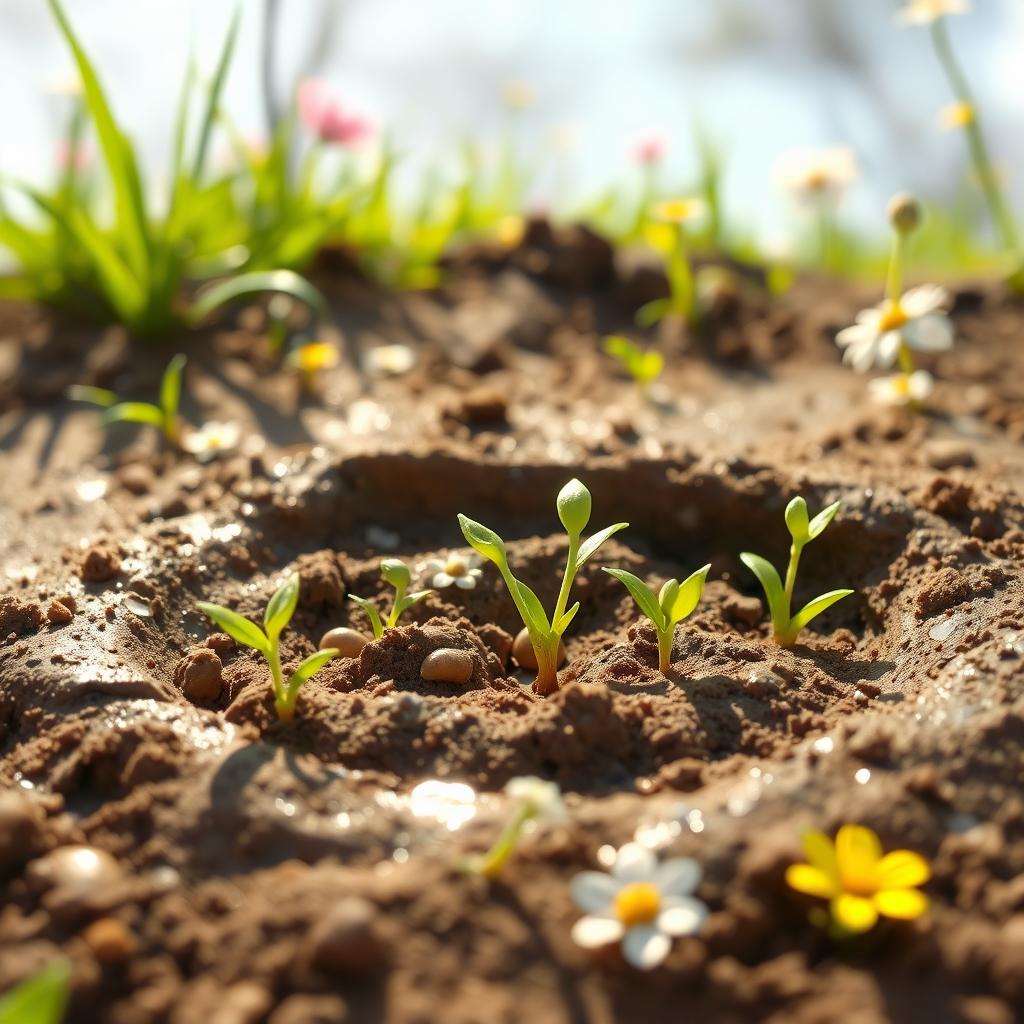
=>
[665,563,712,625]
[739,552,786,624]
[458,514,508,568]
[286,648,338,691]
[556,478,592,537]
[603,567,665,629]
[784,496,809,543]
[511,579,552,635]
[160,354,187,423]
[789,589,854,634]
[0,960,70,1024]
[395,589,433,616]
[103,402,165,428]
[68,385,118,408]
[576,522,629,571]
[188,270,328,327]
[553,601,580,636]
[197,601,270,654]
[380,558,411,591]
[263,571,300,639]
[349,595,384,639]
[807,499,842,541]
[190,7,241,183]
[635,297,672,328]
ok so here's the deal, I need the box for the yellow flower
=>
[650,197,706,226]
[786,825,931,934]
[896,0,970,26]
[940,100,975,130]
[495,214,525,249]
[289,342,339,374]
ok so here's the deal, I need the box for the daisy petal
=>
[655,857,701,897]
[874,887,929,920]
[570,872,619,913]
[658,896,708,936]
[877,850,931,889]
[901,284,949,317]
[432,573,455,588]
[801,830,838,878]
[877,330,903,368]
[832,893,878,934]
[786,864,838,900]
[905,314,953,352]
[571,914,624,949]
[908,370,934,401]
[836,824,882,875]
[612,843,657,883]
[621,925,671,970]
[454,575,477,589]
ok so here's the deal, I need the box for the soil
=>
[2,222,1024,1023]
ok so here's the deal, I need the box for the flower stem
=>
[669,224,695,323]
[931,17,1019,256]
[552,534,579,627]
[779,540,803,642]
[477,804,534,879]
[885,231,904,306]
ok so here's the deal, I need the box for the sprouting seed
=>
[348,558,433,639]
[459,478,628,696]
[602,335,664,395]
[740,496,853,647]
[69,353,186,447]
[603,563,711,674]
[198,572,338,721]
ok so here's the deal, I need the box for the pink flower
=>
[297,79,373,147]
[631,135,666,166]
[55,138,91,173]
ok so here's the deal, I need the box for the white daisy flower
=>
[869,370,934,407]
[896,0,970,27]
[836,285,954,373]
[181,421,241,460]
[363,344,415,377]
[423,553,483,590]
[570,842,708,970]
[505,776,566,824]
[775,146,859,206]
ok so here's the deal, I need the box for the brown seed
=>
[319,627,368,658]
[84,917,138,964]
[512,628,566,672]
[0,791,46,867]
[306,897,384,973]
[27,845,123,897]
[420,648,474,685]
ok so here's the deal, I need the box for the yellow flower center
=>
[941,100,974,130]
[444,557,467,577]
[295,343,338,372]
[652,198,703,224]
[802,169,829,191]
[877,302,908,333]
[614,882,661,927]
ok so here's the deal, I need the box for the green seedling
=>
[603,563,711,674]
[198,572,337,721]
[348,558,432,639]
[637,198,704,328]
[602,335,664,395]
[740,497,853,646]
[459,479,628,696]
[0,960,69,1024]
[69,353,186,446]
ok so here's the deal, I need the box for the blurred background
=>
[1,0,1021,249]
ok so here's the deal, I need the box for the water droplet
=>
[408,780,477,831]
[813,737,834,754]
[929,616,960,643]
[854,768,871,785]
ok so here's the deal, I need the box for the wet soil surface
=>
[2,226,1024,1022]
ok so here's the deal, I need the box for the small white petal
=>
[432,572,455,588]
[571,914,624,949]
[454,575,477,589]
[905,313,954,352]
[877,330,903,368]
[908,370,935,400]
[423,560,445,573]
[901,283,949,317]
[612,843,658,883]
[571,872,619,913]
[659,896,709,936]
[621,925,671,970]
[655,857,701,897]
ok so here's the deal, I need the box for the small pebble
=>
[175,648,223,701]
[306,897,385,972]
[27,845,123,897]
[512,628,566,671]
[319,627,369,658]
[80,545,121,583]
[84,917,138,964]
[420,648,474,685]
[0,791,46,867]
[46,599,74,625]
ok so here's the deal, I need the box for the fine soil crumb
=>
[0,595,44,637]
[45,599,74,625]
[174,647,224,702]
[916,566,972,618]
[80,544,122,583]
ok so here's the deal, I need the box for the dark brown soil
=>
[2,226,1024,1023]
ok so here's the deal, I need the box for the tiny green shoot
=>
[197,571,337,721]
[459,479,628,696]
[348,558,432,639]
[0,960,70,1024]
[602,335,664,395]
[603,563,711,674]
[69,353,186,446]
[740,496,853,646]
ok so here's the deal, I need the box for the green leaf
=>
[789,589,854,635]
[511,579,551,635]
[286,647,337,692]
[160,354,187,423]
[807,500,842,541]
[784,496,809,543]
[576,522,629,571]
[263,571,299,640]
[603,335,663,384]
[188,269,328,326]
[0,960,70,1024]
[458,514,507,569]
[556,478,592,537]
[380,558,411,590]
[603,567,665,629]
[190,7,241,183]
[553,601,580,636]
[68,385,118,408]
[665,563,712,626]
[634,350,664,383]
[635,297,671,328]
[349,595,384,639]
[196,602,270,654]
[102,402,165,428]
[395,589,432,617]
[739,552,785,629]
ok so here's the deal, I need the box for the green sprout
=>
[602,335,664,395]
[603,563,711,674]
[459,479,628,696]
[0,960,69,1024]
[197,572,338,721]
[348,558,432,639]
[636,198,704,328]
[69,353,186,446]
[740,497,853,647]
